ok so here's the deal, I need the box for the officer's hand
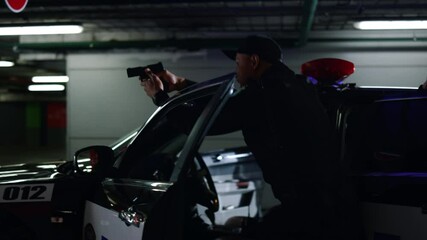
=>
[140,68,163,98]
[155,69,186,92]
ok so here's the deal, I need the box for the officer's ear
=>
[249,54,260,70]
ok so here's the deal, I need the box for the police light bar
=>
[301,58,355,85]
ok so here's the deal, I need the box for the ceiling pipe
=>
[13,38,298,52]
[0,6,302,20]
[22,0,296,7]
[12,37,427,53]
[296,0,318,47]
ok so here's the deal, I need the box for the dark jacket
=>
[214,63,337,198]
[212,63,361,240]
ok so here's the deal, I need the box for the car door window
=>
[113,85,222,181]
[343,96,427,173]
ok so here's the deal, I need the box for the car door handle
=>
[119,206,144,227]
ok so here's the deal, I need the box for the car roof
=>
[178,72,235,95]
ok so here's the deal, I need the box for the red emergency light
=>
[5,0,28,13]
[301,58,355,85]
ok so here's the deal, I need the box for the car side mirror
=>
[74,145,115,177]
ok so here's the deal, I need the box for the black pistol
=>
[127,62,165,79]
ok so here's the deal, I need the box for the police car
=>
[304,58,427,240]
[0,60,426,240]
[0,73,262,240]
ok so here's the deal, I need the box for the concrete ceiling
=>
[0,0,427,95]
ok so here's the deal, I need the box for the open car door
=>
[78,73,238,240]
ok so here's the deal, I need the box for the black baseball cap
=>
[223,35,282,63]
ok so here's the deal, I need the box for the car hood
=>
[0,161,68,183]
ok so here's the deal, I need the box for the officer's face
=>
[235,53,254,87]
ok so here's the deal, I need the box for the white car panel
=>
[83,200,144,240]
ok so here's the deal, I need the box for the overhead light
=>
[0,60,14,67]
[354,20,427,30]
[0,23,83,36]
[28,84,65,92]
[32,76,69,83]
